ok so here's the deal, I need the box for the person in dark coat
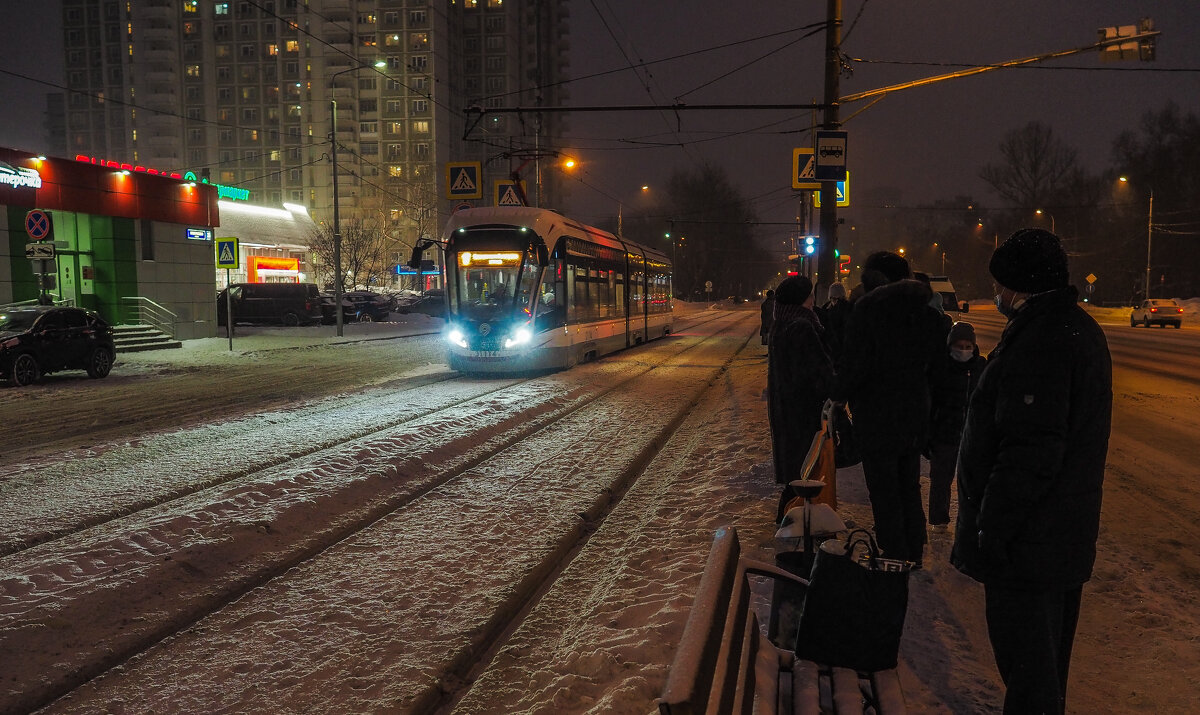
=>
[759,289,775,346]
[833,251,948,565]
[926,320,987,531]
[815,281,852,361]
[767,276,833,515]
[951,229,1112,715]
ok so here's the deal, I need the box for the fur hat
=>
[948,321,976,345]
[827,282,847,300]
[864,251,912,284]
[989,228,1069,293]
[774,275,813,305]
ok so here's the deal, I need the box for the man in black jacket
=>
[834,251,948,565]
[952,229,1112,714]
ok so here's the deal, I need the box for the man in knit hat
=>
[952,228,1113,714]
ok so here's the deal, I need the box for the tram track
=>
[2,310,749,715]
[0,312,729,559]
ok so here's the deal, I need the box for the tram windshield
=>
[451,248,541,322]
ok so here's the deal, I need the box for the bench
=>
[658,526,906,714]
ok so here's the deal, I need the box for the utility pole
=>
[816,0,842,303]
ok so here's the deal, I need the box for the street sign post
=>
[815,130,848,181]
[792,148,820,190]
[216,237,240,350]
[25,209,52,241]
[25,242,56,259]
[446,162,483,200]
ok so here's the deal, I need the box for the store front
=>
[0,147,219,339]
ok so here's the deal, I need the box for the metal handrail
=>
[119,296,178,338]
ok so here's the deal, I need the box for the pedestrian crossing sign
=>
[446,162,483,199]
[812,172,850,208]
[216,236,239,269]
[495,180,527,207]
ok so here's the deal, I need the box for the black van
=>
[216,283,325,326]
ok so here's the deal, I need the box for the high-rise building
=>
[58,0,570,259]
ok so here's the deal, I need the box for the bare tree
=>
[980,122,1084,209]
[307,218,391,292]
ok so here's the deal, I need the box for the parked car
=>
[217,282,324,327]
[343,291,392,322]
[1131,298,1183,328]
[396,289,446,318]
[0,306,115,386]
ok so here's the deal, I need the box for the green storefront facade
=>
[1,148,220,339]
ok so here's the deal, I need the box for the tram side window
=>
[630,268,645,315]
[595,268,609,319]
[615,272,625,316]
[536,259,565,329]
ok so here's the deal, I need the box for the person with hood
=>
[952,229,1112,714]
[767,275,834,516]
[815,281,853,361]
[926,320,987,532]
[759,289,775,346]
[833,251,948,565]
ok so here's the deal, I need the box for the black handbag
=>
[794,529,911,672]
[830,402,861,468]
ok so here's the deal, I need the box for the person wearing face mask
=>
[925,321,987,533]
[952,228,1112,715]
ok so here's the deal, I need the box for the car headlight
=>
[504,327,532,349]
[447,328,468,349]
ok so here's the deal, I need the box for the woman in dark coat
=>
[767,276,834,514]
[926,320,987,529]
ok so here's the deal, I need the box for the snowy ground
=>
[2,301,1199,714]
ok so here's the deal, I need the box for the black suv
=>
[217,283,324,327]
[0,306,116,386]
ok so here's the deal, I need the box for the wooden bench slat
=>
[830,667,865,714]
[791,659,821,715]
[871,669,907,714]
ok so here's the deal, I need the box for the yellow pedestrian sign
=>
[216,236,239,269]
[792,147,820,190]
[446,161,482,199]
[495,180,527,207]
[813,171,851,208]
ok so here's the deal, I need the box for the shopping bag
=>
[830,402,861,468]
[793,529,911,672]
[781,426,838,514]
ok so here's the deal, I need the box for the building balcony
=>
[143,26,175,42]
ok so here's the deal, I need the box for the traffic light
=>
[839,254,851,275]
[804,236,816,255]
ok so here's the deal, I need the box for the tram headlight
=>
[504,326,532,349]
[447,328,468,349]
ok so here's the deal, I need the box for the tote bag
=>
[793,529,911,672]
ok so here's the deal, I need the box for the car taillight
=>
[1178,308,1184,314]
[1150,307,1158,313]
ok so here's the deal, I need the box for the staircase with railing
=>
[117,297,183,352]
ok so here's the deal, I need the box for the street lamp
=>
[330,60,386,336]
[1035,208,1056,233]
[1119,177,1154,300]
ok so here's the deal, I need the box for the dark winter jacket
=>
[928,349,987,446]
[951,287,1112,589]
[833,279,948,454]
[760,295,776,338]
[816,298,853,361]
[768,304,834,484]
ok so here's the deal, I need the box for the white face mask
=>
[951,348,974,363]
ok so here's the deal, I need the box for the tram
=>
[418,206,673,374]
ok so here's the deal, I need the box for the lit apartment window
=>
[216,44,231,58]
[412,120,429,134]
[220,171,236,183]
[386,121,403,134]
[285,39,300,52]
[488,0,504,6]
[410,33,428,50]
[358,13,376,25]
[186,64,202,78]
[267,43,279,55]
[215,2,230,15]
[384,33,401,47]
[243,129,259,142]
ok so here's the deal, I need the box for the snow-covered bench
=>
[658,526,906,714]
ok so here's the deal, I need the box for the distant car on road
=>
[217,283,324,327]
[0,306,115,386]
[1131,298,1183,328]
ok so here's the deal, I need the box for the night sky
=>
[3,0,1197,244]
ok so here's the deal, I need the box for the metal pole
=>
[1144,190,1153,301]
[331,98,344,338]
[816,0,842,303]
[226,268,233,351]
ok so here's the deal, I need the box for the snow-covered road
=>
[3,302,1200,714]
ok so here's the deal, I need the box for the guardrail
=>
[119,296,178,338]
